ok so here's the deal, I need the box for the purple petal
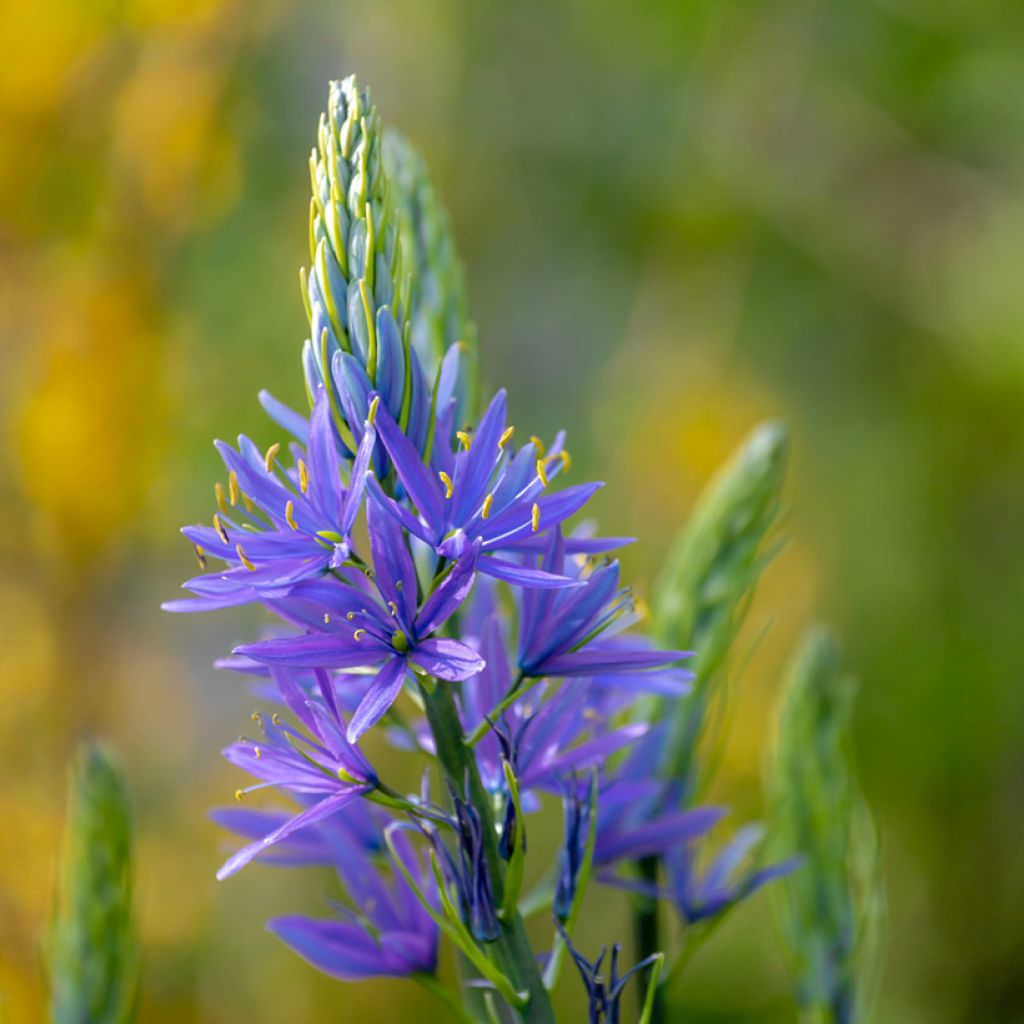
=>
[596,806,726,865]
[368,498,418,626]
[478,554,579,589]
[238,633,389,669]
[217,787,364,880]
[415,539,481,637]
[410,638,486,682]
[307,387,344,517]
[372,395,446,535]
[539,645,693,677]
[259,389,309,443]
[347,658,409,742]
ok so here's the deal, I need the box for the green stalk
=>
[419,682,556,1024]
[631,856,664,1024]
[633,421,789,1016]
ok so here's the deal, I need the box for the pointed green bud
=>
[384,129,478,421]
[650,420,789,784]
[768,627,885,1024]
[49,743,138,1024]
[304,76,406,397]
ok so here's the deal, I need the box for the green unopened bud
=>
[767,627,885,1024]
[384,129,478,422]
[304,76,406,398]
[650,420,788,785]
[49,743,138,1024]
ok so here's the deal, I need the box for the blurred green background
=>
[2,1,1023,1021]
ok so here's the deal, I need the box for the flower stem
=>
[419,681,556,1024]
[633,855,665,1024]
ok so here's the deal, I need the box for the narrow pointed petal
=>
[415,539,481,637]
[372,396,446,535]
[410,637,485,681]
[238,633,388,669]
[347,658,409,742]
[216,787,363,880]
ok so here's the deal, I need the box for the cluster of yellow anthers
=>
[437,425,572,534]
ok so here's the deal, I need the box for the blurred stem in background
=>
[637,421,789,1020]
[768,628,885,1024]
[49,743,138,1024]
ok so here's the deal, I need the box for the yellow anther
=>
[498,426,515,450]
[236,543,256,571]
[234,789,245,802]
[298,459,309,494]
[387,600,398,617]
[346,611,356,621]
[353,628,366,641]
[285,499,298,531]
[264,442,281,471]
[213,514,229,544]
[395,579,403,590]
[253,746,261,759]
[323,613,331,624]
[193,544,207,569]
[456,430,472,451]
[272,713,281,726]
[439,471,454,499]
[215,482,229,516]
[251,711,262,723]
[536,458,549,487]
[242,492,257,514]
[531,503,540,532]
[559,450,571,472]
[530,435,546,457]
[229,471,240,506]
[481,493,494,519]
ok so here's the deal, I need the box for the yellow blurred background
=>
[2,1,1023,1021]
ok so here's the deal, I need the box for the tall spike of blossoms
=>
[769,628,885,1024]
[167,75,808,1022]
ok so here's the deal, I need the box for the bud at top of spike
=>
[303,76,412,449]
